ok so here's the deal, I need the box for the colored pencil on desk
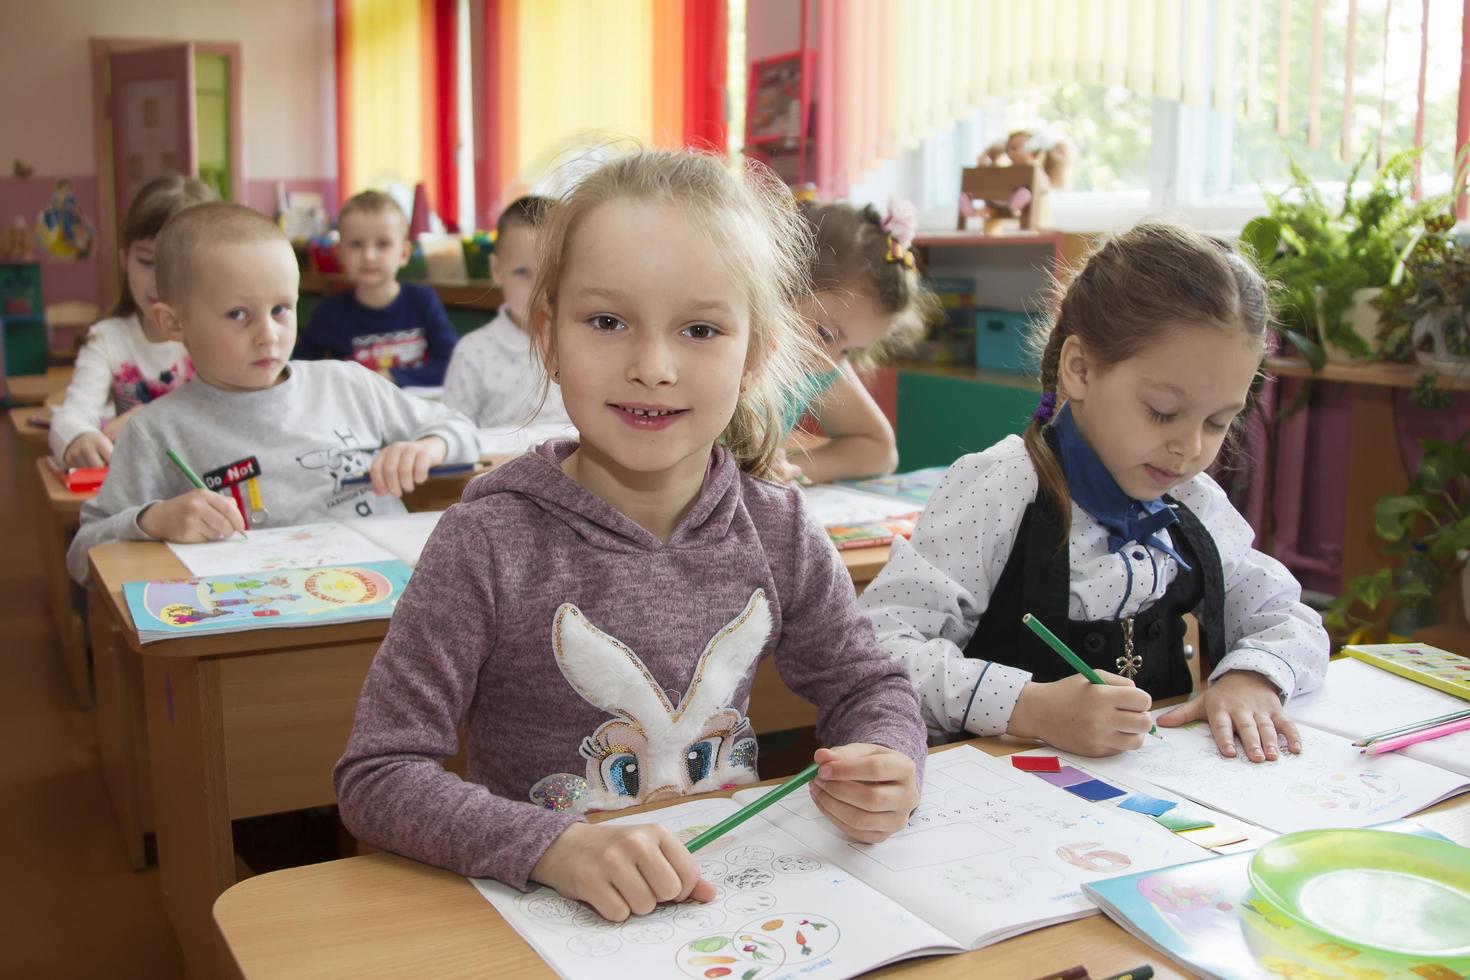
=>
[1023,613,1158,735]
[1097,967,1153,980]
[685,763,820,854]
[1029,966,1089,980]
[1361,714,1470,755]
[1353,706,1470,746]
[339,462,477,487]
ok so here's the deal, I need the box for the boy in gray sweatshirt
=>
[67,203,478,583]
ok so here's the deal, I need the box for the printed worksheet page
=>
[1057,717,1470,834]
[470,796,958,979]
[743,745,1203,949]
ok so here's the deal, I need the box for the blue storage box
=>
[2,314,48,376]
[974,308,1036,374]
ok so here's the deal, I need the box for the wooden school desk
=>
[5,365,72,405]
[213,737,1470,980]
[85,531,892,978]
[9,404,52,448]
[34,457,94,706]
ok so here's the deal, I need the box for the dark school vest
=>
[964,485,1226,699]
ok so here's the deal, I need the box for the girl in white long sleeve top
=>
[860,223,1328,763]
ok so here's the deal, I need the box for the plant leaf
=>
[1373,495,1431,541]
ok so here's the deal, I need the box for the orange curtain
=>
[479,0,726,220]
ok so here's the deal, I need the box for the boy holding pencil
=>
[66,203,478,583]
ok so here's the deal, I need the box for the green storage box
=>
[0,262,43,317]
[2,314,48,376]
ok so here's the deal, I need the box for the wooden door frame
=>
[91,38,244,305]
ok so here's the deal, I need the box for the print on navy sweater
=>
[334,440,927,889]
[294,282,459,386]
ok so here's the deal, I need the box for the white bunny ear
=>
[675,590,773,724]
[551,603,673,723]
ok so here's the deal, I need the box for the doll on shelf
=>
[957,128,1073,234]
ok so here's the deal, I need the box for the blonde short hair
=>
[338,189,407,232]
[154,202,289,305]
[529,149,821,479]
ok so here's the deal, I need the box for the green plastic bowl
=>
[1248,829,1470,967]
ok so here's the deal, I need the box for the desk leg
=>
[142,654,235,979]
[40,508,90,707]
[88,585,150,870]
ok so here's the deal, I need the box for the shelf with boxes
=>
[1,262,48,396]
[890,232,1090,470]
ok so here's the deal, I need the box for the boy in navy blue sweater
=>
[295,190,458,386]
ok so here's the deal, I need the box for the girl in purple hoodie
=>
[334,150,927,922]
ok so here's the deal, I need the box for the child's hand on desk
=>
[808,744,919,844]
[138,489,246,542]
[1008,673,1154,756]
[1158,670,1299,763]
[370,436,447,497]
[530,822,715,922]
[63,430,113,468]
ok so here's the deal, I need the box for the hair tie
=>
[882,197,917,268]
[1032,390,1058,424]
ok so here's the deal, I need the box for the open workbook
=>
[471,745,1207,979]
[1033,708,1470,836]
[123,516,446,643]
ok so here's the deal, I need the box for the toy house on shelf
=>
[957,161,1050,234]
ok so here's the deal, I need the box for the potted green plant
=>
[1241,150,1443,368]
[1324,433,1470,641]
[1375,210,1470,407]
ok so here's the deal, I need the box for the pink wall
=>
[0,175,105,308]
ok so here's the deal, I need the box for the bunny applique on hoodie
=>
[334,440,926,889]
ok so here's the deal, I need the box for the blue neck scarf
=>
[1051,404,1192,571]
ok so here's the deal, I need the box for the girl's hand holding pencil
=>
[806,744,920,845]
[531,821,715,923]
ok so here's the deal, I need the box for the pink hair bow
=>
[883,198,918,267]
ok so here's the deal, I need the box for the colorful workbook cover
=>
[1083,821,1460,980]
[122,559,412,643]
[1344,643,1470,701]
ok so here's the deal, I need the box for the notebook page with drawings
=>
[1287,657,1470,777]
[1054,715,1470,834]
[470,796,959,980]
[744,744,1204,949]
[166,521,397,576]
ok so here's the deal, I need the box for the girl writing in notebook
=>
[860,223,1329,763]
[774,200,937,484]
[335,151,926,921]
[49,175,216,467]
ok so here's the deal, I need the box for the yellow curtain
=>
[340,0,428,194]
[511,1,657,186]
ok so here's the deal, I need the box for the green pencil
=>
[166,447,245,540]
[166,448,208,490]
[686,762,821,853]
[1022,612,1158,736]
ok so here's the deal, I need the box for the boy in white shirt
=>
[67,203,478,583]
[442,196,570,428]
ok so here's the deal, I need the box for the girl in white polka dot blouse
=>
[859,223,1329,763]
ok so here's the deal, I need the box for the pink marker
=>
[1361,715,1470,755]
